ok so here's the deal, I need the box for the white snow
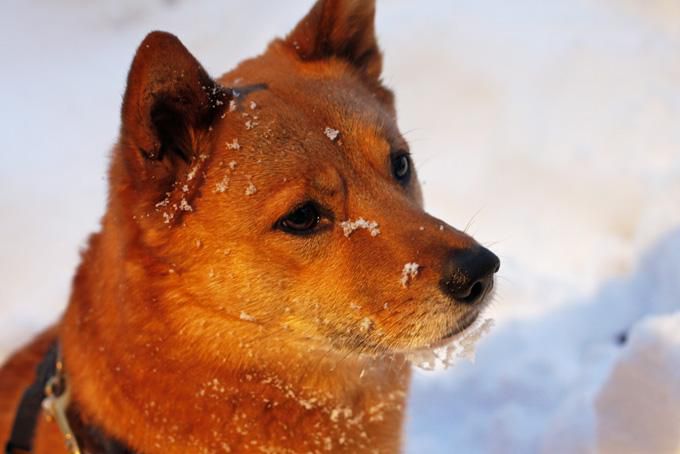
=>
[593,312,680,453]
[214,175,229,193]
[225,138,240,150]
[400,262,420,288]
[1,1,680,453]
[409,317,496,370]
[239,311,256,322]
[186,165,199,181]
[178,198,192,212]
[324,126,340,142]
[244,178,257,196]
[359,317,373,332]
[339,218,380,237]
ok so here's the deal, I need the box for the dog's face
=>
[114,0,499,359]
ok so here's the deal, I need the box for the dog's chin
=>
[421,286,496,351]
[431,310,480,348]
[320,286,497,357]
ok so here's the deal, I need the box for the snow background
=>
[1,0,679,452]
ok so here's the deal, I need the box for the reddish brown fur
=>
[0,1,489,453]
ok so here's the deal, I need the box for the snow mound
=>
[595,311,680,453]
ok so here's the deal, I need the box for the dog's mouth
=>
[421,310,481,351]
[441,310,480,341]
[430,283,495,349]
[442,277,493,329]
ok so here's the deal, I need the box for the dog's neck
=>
[59,219,411,453]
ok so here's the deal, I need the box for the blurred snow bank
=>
[595,311,680,453]
[409,230,680,453]
[539,230,680,453]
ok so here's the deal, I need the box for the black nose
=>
[440,246,500,304]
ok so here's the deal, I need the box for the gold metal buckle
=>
[41,359,81,454]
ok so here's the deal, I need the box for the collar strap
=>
[5,342,58,454]
[6,341,135,454]
[41,351,80,454]
[4,342,80,454]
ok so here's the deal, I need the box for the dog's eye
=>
[391,152,411,184]
[278,202,321,235]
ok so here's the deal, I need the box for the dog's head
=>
[112,0,499,359]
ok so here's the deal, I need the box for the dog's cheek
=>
[410,173,424,208]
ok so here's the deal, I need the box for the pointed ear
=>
[285,0,382,80]
[120,31,230,186]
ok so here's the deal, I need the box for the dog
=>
[0,1,499,452]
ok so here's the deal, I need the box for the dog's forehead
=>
[216,51,401,168]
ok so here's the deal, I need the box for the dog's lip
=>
[438,311,480,343]
[436,282,494,342]
[405,312,480,353]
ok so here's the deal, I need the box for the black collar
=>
[4,342,134,454]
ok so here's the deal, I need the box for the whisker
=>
[464,207,484,234]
